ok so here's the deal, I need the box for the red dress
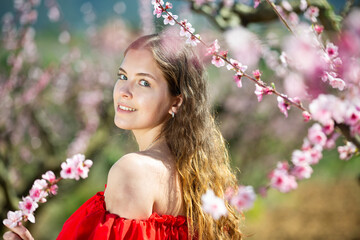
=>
[57,191,189,240]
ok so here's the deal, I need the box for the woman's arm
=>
[104,153,159,219]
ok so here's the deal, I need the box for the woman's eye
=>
[118,74,127,80]
[139,79,150,87]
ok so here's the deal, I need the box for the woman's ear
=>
[169,94,183,115]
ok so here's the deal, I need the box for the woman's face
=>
[113,48,174,131]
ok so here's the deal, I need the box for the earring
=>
[171,112,175,118]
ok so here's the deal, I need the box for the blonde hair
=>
[125,33,243,239]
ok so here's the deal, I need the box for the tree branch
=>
[336,123,360,150]
[187,0,342,32]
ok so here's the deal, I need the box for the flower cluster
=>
[201,185,256,220]
[3,154,92,228]
[267,93,359,194]
[60,153,93,180]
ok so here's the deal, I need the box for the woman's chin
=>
[114,119,132,130]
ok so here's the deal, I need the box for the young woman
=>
[3,34,242,240]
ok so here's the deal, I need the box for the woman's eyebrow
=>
[118,67,157,81]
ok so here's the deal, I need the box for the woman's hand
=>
[3,223,34,240]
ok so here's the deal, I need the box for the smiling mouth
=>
[117,104,137,112]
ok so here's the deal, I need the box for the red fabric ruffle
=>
[57,191,189,240]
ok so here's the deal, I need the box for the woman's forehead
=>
[120,48,166,82]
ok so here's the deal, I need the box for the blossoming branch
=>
[3,154,93,228]
[152,0,310,120]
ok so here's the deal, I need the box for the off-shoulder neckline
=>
[96,191,187,221]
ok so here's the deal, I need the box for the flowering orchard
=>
[151,0,359,220]
[0,0,359,237]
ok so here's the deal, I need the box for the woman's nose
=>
[118,82,133,99]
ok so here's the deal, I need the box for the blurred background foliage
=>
[0,0,360,239]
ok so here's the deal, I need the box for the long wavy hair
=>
[125,33,242,239]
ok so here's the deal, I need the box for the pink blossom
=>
[151,0,164,7]
[276,161,290,171]
[308,145,323,165]
[254,85,273,102]
[224,187,235,202]
[322,120,334,135]
[291,163,313,180]
[179,19,194,38]
[162,12,178,25]
[309,94,347,125]
[345,107,360,126]
[225,27,261,68]
[269,164,298,193]
[254,0,260,8]
[283,31,318,74]
[252,69,261,80]
[281,1,293,12]
[211,55,225,68]
[185,34,200,46]
[219,50,228,59]
[304,6,319,22]
[279,51,287,66]
[292,150,311,165]
[165,2,172,9]
[230,186,256,211]
[309,94,333,124]
[19,197,38,223]
[308,123,327,147]
[49,184,58,195]
[338,142,357,160]
[328,74,346,91]
[3,211,22,228]
[254,85,264,102]
[223,0,234,8]
[300,0,308,11]
[233,73,243,88]
[302,111,311,122]
[288,12,299,26]
[277,96,290,117]
[60,161,75,179]
[60,154,93,180]
[29,185,48,203]
[59,31,71,44]
[201,189,228,220]
[206,39,220,56]
[153,5,163,18]
[226,58,247,73]
[76,164,90,180]
[48,7,60,22]
[332,57,342,68]
[33,179,48,190]
[42,171,56,184]
[314,24,324,34]
[302,138,312,151]
[326,42,339,59]
[84,159,93,168]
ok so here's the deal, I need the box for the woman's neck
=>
[132,125,164,151]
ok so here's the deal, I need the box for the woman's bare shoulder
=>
[104,152,166,219]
